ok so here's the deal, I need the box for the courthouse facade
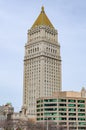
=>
[22,7,61,116]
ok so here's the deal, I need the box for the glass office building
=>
[36,89,86,130]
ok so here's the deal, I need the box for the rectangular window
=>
[78,113,85,116]
[44,99,57,102]
[37,100,40,103]
[37,109,40,112]
[59,104,66,107]
[59,113,67,116]
[59,117,67,120]
[44,103,57,107]
[78,122,86,125]
[44,112,57,116]
[68,108,76,112]
[59,108,66,111]
[58,99,66,102]
[37,118,40,120]
[78,109,85,112]
[69,118,76,120]
[78,118,85,121]
[68,104,76,107]
[78,100,85,103]
[78,104,85,107]
[68,99,76,103]
[37,105,40,107]
[37,113,40,116]
[44,108,57,111]
[69,113,76,116]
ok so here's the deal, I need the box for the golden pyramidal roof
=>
[31,6,54,29]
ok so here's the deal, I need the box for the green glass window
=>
[44,112,57,116]
[44,113,50,116]
[78,100,85,103]
[78,109,85,112]
[79,122,86,125]
[37,109,40,112]
[51,99,57,102]
[68,108,76,112]
[44,103,57,107]
[37,104,40,107]
[37,118,40,120]
[69,113,76,116]
[37,100,40,103]
[58,99,66,102]
[78,113,85,116]
[59,113,66,116]
[44,117,57,120]
[44,99,57,102]
[68,104,76,107]
[59,104,66,106]
[44,108,57,111]
[59,108,67,111]
[59,117,66,120]
[69,117,76,120]
[68,99,76,103]
[37,113,40,116]
[41,113,43,115]
[78,104,85,107]
[78,118,85,121]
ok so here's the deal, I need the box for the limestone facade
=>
[22,7,61,117]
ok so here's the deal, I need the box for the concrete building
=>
[36,88,86,130]
[0,103,14,120]
[0,103,29,130]
[0,103,14,129]
[22,6,61,117]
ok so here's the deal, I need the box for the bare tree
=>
[0,120,8,129]
[0,119,67,130]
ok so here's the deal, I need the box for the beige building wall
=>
[36,89,86,130]
[22,7,62,117]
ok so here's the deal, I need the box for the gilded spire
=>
[31,6,54,29]
[41,6,44,12]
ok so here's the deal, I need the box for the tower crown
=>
[31,6,54,29]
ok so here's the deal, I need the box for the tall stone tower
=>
[22,7,61,117]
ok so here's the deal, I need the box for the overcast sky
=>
[0,0,86,111]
